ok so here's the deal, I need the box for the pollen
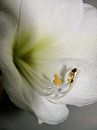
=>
[67,68,77,85]
[53,74,62,86]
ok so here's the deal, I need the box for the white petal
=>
[58,4,97,64]
[0,12,15,65]
[71,4,97,64]
[34,3,97,62]
[4,74,69,125]
[0,22,69,124]
[1,58,69,125]
[0,12,15,39]
[0,11,28,109]
[79,4,97,38]
[0,15,27,109]
[50,59,97,107]
[2,0,83,39]
[25,90,69,125]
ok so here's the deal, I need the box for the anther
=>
[53,74,62,86]
[67,68,77,85]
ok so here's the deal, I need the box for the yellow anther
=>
[53,74,62,86]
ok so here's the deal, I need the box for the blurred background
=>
[0,0,97,130]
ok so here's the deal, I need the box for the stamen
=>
[48,68,78,100]
[53,74,62,86]
[67,68,77,85]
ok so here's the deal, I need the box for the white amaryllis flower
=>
[0,0,97,125]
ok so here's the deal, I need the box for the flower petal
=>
[0,17,69,124]
[0,12,16,65]
[71,4,97,64]
[32,3,97,63]
[1,56,69,125]
[58,4,97,64]
[25,90,69,125]
[79,4,97,39]
[2,0,83,39]
[50,59,97,107]
[3,72,69,125]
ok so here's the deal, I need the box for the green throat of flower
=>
[12,30,55,95]
[13,31,51,69]
[11,30,78,97]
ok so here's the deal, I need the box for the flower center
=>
[53,68,77,87]
[13,31,52,70]
[12,30,78,97]
[47,68,78,99]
